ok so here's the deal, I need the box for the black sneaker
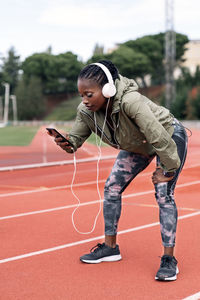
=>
[155,255,179,281]
[80,243,122,264]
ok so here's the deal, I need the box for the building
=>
[181,40,200,74]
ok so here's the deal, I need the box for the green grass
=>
[0,93,108,146]
[0,126,39,146]
[0,125,107,147]
[45,96,81,121]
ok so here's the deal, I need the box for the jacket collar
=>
[111,74,139,114]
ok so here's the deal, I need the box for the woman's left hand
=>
[152,167,174,184]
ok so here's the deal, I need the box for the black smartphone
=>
[46,128,74,147]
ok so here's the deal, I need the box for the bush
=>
[170,85,188,119]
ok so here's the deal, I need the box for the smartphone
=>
[46,128,74,147]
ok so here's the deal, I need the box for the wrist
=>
[163,171,176,178]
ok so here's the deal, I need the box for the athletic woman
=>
[52,60,188,281]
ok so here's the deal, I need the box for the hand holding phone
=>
[46,128,74,150]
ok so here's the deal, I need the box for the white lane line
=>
[0,172,154,198]
[1,163,200,198]
[0,171,153,198]
[0,180,200,221]
[0,179,106,198]
[182,292,200,300]
[0,155,117,172]
[123,202,200,212]
[0,210,200,264]
[1,148,199,172]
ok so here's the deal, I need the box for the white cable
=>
[71,99,111,234]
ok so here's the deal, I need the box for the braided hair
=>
[78,60,119,88]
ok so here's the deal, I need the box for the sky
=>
[0,0,200,62]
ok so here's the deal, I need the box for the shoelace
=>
[90,243,104,253]
[160,256,174,269]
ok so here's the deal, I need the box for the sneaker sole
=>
[80,254,122,264]
[155,266,179,281]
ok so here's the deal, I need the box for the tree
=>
[87,45,151,86]
[169,65,200,120]
[87,53,109,64]
[110,45,151,86]
[123,32,189,85]
[22,52,84,95]
[54,52,84,94]
[192,91,200,119]
[16,76,45,120]
[170,84,188,119]
[22,53,56,90]
[1,47,21,93]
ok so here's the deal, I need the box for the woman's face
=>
[78,78,107,112]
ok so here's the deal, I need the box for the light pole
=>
[10,95,18,125]
[0,96,3,120]
[165,0,176,109]
[3,83,10,124]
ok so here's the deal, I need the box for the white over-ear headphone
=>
[92,63,116,98]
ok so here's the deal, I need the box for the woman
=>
[53,60,188,281]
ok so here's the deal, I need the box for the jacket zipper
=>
[81,110,120,149]
[111,110,120,146]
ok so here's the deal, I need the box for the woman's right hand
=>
[54,135,74,152]
[47,130,74,153]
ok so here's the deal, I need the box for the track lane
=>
[0,128,199,299]
[0,212,200,300]
[0,164,199,217]
[0,182,199,261]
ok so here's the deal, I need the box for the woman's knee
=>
[154,182,175,206]
[104,180,122,199]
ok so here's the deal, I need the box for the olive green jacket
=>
[69,75,180,172]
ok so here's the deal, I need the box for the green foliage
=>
[110,45,151,85]
[0,47,21,94]
[45,96,81,121]
[124,35,164,84]
[124,36,162,70]
[0,32,191,121]
[170,66,200,120]
[123,32,189,85]
[22,52,84,95]
[192,92,200,119]
[150,32,189,61]
[175,33,189,62]
[170,85,188,119]
[180,66,200,87]
[55,52,84,93]
[87,53,110,64]
[87,44,152,87]
[15,76,45,120]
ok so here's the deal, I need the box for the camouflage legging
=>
[103,120,188,247]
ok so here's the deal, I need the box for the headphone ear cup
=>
[102,83,116,98]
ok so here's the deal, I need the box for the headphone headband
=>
[92,63,114,85]
[91,62,116,98]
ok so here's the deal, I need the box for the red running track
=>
[0,128,200,299]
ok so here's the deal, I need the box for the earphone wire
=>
[71,98,111,234]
